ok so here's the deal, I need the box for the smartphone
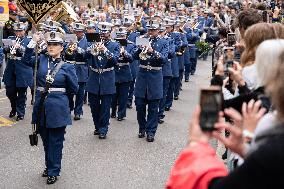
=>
[115,38,128,47]
[199,87,223,131]
[227,33,236,47]
[223,47,235,76]
[85,33,101,42]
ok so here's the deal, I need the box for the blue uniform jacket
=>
[198,16,213,31]
[23,47,78,128]
[183,29,191,65]
[134,36,169,100]
[115,42,136,83]
[127,31,140,79]
[187,28,200,59]
[169,32,182,78]
[161,36,174,77]
[85,40,120,95]
[178,33,188,70]
[65,35,89,83]
[3,36,33,88]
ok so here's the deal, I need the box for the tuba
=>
[54,1,78,23]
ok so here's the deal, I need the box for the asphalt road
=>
[0,59,212,189]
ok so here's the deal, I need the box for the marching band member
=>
[23,31,78,184]
[85,22,120,139]
[65,23,89,120]
[164,19,182,111]
[2,22,33,121]
[111,27,137,121]
[134,20,169,142]
[183,19,192,82]
[157,24,175,124]
[175,20,188,99]
[188,18,201,75]
[124,16,140,109]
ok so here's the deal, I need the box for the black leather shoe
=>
[127,104,132,109]
[164,107,170,111]
[99,133,106,139]
[111,114,116,118]
[185,79,189,82]
[47,176,57,185]
[174,96,179,100]
[9,111,16,118]
[16,116,24,121]
[138,132,145,138]
[146,135,155,142]
[94,130,100,135]
[191,72,195,75]
[74,115,81,121]
[158,119,164,124]
[42,168,48,177]
[117,117,124,121]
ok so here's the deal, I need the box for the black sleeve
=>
[211,75,223,87]
[224,92,258,113]
[238,83,251,95]
[209,137,284,189]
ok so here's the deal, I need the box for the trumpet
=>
[10,37,21,55]
[90,39,105,56]
[66,42,77,55]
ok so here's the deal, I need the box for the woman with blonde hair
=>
[240,23,284,90]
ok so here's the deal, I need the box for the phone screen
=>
[199,87,223,131]
[227,33,236,47]
[85,33,101,42]
[223,47,235,75]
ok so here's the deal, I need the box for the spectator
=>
[166,39,284,189]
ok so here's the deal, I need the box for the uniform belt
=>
[37,87,66,92]
[90,67,114,73]
[9,57,22,60]
[75,62,86,65]
[117,62,130,66]
[188,44,195,47]
[139,65,162,71]
[67,61,86,65]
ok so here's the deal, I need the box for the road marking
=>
[0,117,16,127]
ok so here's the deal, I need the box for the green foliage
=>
[195,41,211,55]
